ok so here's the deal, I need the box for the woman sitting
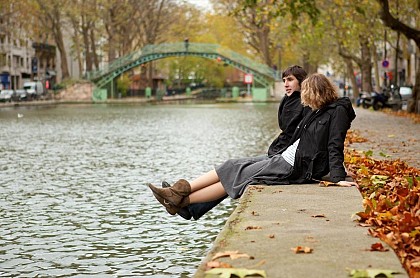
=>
[148,73,357,217]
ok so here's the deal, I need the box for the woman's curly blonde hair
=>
[301,73,339,110]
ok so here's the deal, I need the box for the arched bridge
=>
[87,43,280,96]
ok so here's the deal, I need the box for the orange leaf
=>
[211,251,251,261]
[206,261,232,269]
[369,242,389,252]
[245,226,262,230]
[291,246,313,254]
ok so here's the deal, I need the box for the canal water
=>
[0,102,279,277]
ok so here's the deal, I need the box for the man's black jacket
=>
[268,91,309,156]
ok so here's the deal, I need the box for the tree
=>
[376,0,420,113]
[67,0,102,74]
[324,0,387,95]
[156,4,237,89]
[33,0,71,80]
[213,0,320,69]
[127,0,181,87]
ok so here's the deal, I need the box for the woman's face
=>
[283,75,300,96]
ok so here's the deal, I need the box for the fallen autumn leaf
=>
[291,246,313,254]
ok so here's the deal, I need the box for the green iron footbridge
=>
[87,42,281,100]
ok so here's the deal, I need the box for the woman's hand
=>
[337,180,358,188]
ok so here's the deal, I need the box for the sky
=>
[186,0,213,11]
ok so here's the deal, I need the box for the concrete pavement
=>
[195,107,418,277]
[195,184,408,277]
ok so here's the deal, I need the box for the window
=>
[0,54,6,67]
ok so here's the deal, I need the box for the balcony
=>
[0,43,11,52]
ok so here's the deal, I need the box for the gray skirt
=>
[215,154,293,199]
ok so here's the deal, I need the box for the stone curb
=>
[195,184,407,277]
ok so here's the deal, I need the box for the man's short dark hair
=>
[282,65,308,86]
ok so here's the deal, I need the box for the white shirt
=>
[282,139,300,166]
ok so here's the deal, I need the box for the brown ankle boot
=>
[148,179,191,207]
[178,196,190,208]
[150,190,180,215]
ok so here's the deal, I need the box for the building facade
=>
[0,18,57,90]
[0,33,34,90]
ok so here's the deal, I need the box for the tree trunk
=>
[360,37,373,92]
[105,5,117,62]
[376,0,420,113]
[70,19,83,78]
[408,60,419,113]
[54,23,69,79]
[393,31,400,86]
[258,25,272,66]
[302,52,310,74]
[372,43,381,92]
[90,27,99,69]
[82,25,92,71]
[345,58,359,100]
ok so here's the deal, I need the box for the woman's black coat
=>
[284,97,356,183]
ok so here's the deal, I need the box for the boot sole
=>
[162,181,192,220]
[148,183,178,215]
[148,183,180,206]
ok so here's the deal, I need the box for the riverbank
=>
[195,107,419,277]
[0,95,281,109]
[0,96,172,108]
[195,184,408,278]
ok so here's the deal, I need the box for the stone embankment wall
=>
[55,82,93,101]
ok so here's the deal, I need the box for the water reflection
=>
[0,102,279,277]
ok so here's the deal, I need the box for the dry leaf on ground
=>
[291,246,313,254]
[205,268,266,278]
[211,251,251,261]
[245,226,262,230]
[311,214,326,218]
[368,242,389,252]
[206,261,232,269]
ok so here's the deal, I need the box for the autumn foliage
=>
[345,130,420,278]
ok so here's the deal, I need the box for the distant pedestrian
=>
[148,74,357,219]
[184,38,189,52]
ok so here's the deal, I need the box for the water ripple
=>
[0,103,278,277]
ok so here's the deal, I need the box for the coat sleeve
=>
[327,106,350,182]
[268,97,303,156]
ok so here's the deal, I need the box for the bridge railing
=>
[87,43,280,82]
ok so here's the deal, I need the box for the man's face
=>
[283,75,300,96]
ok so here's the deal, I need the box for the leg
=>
[188,195,228,220]
[189,169,220,192]
[189,182,227,203]
[163,181,227,220]
[148,169,221,215]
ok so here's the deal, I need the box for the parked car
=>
[23,81,46,100]
[399,86,413,110]
[0,89,14,102]
[13,89,28,101]
[399,86,413,101]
